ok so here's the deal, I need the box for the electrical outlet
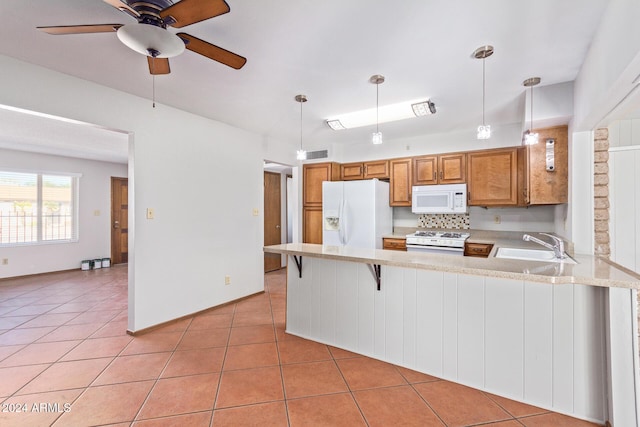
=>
[2,258,8,265]
[494,215,501,224]
[93,210,100,216]
[225,275,231,285]
[252,208,259,216]
[146,208,154,219]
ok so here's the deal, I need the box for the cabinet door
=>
[341,163,364,180]
[439,153,466,184]
[389,158,413,206]
[303,206,323,244]
[303,163,338,206]
[525,125,568,204]
[467,148,519,206]
[413,156,438,185]
[363,160,390,179]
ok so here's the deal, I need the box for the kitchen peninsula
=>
[264,241,640,425]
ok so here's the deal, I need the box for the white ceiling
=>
[0,0,610,163]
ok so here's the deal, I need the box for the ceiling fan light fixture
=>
[116,23,185,58]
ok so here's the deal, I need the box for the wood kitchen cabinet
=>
[464,242,494,257]
[383,237,407,251]
[389,158,413,206]
[522,125,568,205]
[303,206,323,244]
[303,162,340,206]
[302,162,340,243]
[340,160,389,180]
[413,153,466,185]
[467,147,521,206]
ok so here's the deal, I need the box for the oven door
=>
[406,244,464,255]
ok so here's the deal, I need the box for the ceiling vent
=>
[305,149,328,160]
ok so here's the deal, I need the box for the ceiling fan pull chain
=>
[151,56,156,108]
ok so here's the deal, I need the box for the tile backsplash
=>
[418,213,470,229]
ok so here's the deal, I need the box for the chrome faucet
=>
[522,233,566,259]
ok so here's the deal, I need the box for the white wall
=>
[573,0,640,131]
[0,54,296,331]
[0,148,127,278]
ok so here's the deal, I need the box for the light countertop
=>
[264,242,640,290]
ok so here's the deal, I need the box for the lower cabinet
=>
[303,207,323,244]
[383,237,407,251]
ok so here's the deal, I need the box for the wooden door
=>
[110,177,128,264]
[389,158,413,206]
[303,207,323,244]
[340,163,364,180]
[467,148,519,206]
[413,156,438,185]
[363,160,389,179]
[264,171,282,272]
[439,153,466,184]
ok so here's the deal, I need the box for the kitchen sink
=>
[495,247,577,264]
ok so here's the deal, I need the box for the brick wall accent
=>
[594,128,610,258]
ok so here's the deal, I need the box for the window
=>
[0,170,80,245]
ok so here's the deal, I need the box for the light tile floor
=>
[0,265,603,426]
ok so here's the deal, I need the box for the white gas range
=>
[405,230,470,255]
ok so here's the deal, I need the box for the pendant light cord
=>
[300,99,303,151]
[529,84,533,132]
[376,82,380,133]
[482,57,486,126]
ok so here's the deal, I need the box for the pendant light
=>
[523,77,541,145]
[370,74,385,144]
[295,94,308,160]
[473,45,494,140]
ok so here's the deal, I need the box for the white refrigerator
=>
[322,179,392,249]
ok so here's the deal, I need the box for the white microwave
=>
[411,183,467,214]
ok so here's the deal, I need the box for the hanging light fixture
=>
[473,45,494,140]
[370,74,385,145]
[523,77,541,145]
[295,94,308,160]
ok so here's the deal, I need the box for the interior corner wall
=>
[0,54,270,331]
[0,148,127,278]
[573,0,640,131]
[568,131,595,254]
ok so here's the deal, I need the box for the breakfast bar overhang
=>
[264,243,640,426]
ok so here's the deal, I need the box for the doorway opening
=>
[264,161,295,272]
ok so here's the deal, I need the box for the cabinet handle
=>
[433,172,436,181]
[468,191,471,202]
[440,171,443,180]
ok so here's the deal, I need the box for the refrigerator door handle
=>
[342,199,348,245]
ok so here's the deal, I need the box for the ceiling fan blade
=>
[161,0,230,28]
[103,0,139,18]
[147,57,171,75]
[37,24,123,35]
[177,33,246,69]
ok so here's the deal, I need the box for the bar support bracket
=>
[292,255,303,278]
[368,263,381,291]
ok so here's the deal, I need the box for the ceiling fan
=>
[37,0,246,75]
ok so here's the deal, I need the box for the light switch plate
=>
[146,208,154,219]
[253,208,259,216]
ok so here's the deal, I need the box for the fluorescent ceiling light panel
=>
[326,99,434,130]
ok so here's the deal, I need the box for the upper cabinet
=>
[389,158,413,206]
[340,160,390,180]
[467,147,521,206]
[413,153,466,185]
[302,162,340,244]
[523,125,568,205]
[303,162,340,206]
